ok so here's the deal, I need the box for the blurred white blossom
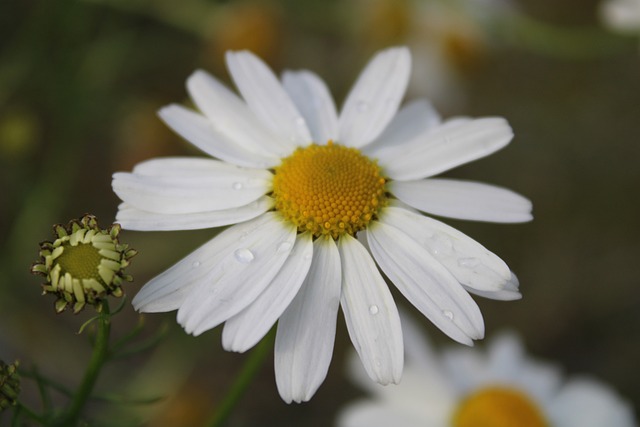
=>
[339,317,637,427]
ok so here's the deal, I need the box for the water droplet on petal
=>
[277,241,292,253]
[442,310,454,320]
[430,234,453,256]
[192,261,201,268]
[295,116,306,126]
[356,100,369,113]
[369,305,379,315]
[232,182,243,190]
[234,248,255,264]
[458,257,480,268]
[304,252,312,261]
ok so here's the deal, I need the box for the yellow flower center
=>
[57,243,103,280]
[453,386,548,427]
[272,141,386,238]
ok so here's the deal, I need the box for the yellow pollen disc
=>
[272,141,386,238]
[453,386,549,427]
[57,243,103,281]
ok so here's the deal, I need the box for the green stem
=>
[55,302,112,426]
[32,365,53,413]
[20,368,72,397]
[13,403,46,425]
[205,330,275,427]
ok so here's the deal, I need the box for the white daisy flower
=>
[112,46,532,403]
[338,320,638,427]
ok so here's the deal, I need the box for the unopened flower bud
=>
[32,214,136,313]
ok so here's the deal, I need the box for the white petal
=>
[222,232,313,352]
[390,178,533,223]
[514,360,562,404]
[131,215,282,313]
[338,234,403,385]
[548,377,637,427]
[378,206,512,293]
[275,237,342,403]
[463,273,522,301]
[116,196,273,231]
[484,333,560,401]
[441,346,488,393]
[486,332,527,381]
[130,156,268,177]
[344,346,454,408]
[158,104,279,168]
[378,117,514,180]
[367,221,484,345]
[187,69,292,158]
[175,213,296,336]
[282,70,339,144]
[112,159,271,215]
[225,50,311,147]
[337,401,429,427]
[362,99,441,158]
[339,47,411,148]
[398,311,443,375]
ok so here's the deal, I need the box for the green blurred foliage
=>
[1,0,638,425]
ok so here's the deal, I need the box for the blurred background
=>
[1,0,639,425]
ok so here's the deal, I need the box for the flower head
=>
[32,214,137,313]
[338,322,638,427]
[0,360,20,412]
[112,47,532,402]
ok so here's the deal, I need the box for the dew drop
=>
[430,234,453,256]
[304,252,313,261]
[458,257,480,268]
[192,261,201,268]
[234,248,255,264]
[232,182,243,190]
[356,100,369,113]
[277,241,292,253]
[442,310,454,320]
[294,116,306,126]
[369,305,379,315]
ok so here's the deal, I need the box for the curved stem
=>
[205,330,275,427]
[55,302,112,426]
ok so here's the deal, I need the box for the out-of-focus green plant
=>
[0,360,20,413]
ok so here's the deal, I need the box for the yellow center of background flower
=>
[272,142,386,238]
[57,243,103,280]
[453,386,548,427]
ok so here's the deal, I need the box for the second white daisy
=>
[338,322,637,427]
[112,46,532,403]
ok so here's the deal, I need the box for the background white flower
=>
[338,316,638,427]
[352,0,519,111]
[112,47,532,403]
[601,0,640,33]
